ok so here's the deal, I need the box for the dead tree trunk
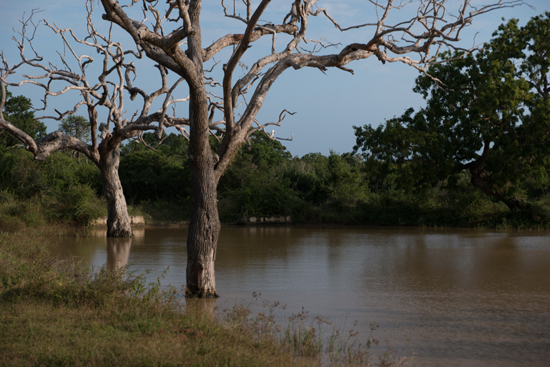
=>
[99,137,133,237]
[186,96,221,296]
[184,7,220,298]
[185,156,221,297]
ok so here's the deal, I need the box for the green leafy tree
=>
[218,131,291,192]
[353,13,550,211]
[217,131,295,219]
[58,115,92,163]
[119,150,191,204]
[243,131,292,170]
[121,132,190,158]
[58,115,91,143]
[284,153,330,206]
[0,90,46,148]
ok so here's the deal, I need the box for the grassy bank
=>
[0,227,302,366]
[0,227,405,366]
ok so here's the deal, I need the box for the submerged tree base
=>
[185,287,220,299]
[106,229,133,238]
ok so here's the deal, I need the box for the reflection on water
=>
[106,237,132,272]
[59,226,550,367]
[186,298,217,318]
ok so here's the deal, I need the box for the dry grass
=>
[0,300,307,366]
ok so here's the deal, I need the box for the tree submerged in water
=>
[0,2,194,237]
[1,0,523,297]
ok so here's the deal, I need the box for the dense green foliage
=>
[121,134,191,204]
[58,115,91,143]
[217,132,298,220]
[0,90,46,148]
[0,126,547,229]
[353,13,550,212]
[0,149,105,227]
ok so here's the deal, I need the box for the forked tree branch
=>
[0,2,192,164]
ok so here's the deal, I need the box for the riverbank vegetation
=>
[0,226,404,366]
[0,227,298,366]
[1,129,549,230]
[2,13,550,230]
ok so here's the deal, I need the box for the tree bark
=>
[185,108,221,298]
[185,161,220,297]
[99,137,133,237]
[185,3,220,298]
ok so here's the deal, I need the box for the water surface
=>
[60,226,550,366]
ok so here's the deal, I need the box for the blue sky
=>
[1,1,549,157]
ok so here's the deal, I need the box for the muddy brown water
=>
[59,226,550,366]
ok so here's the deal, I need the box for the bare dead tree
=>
[0,1,192,237]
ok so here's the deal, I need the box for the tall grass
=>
[0,227,300,366]
[220,294,413,366]
[0,226,411,366]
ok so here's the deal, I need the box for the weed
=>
[220,293,413,366]
[0,226,308,366]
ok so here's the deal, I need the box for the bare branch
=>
[223,0,271,138]
[1,1,194,165]
[247,109,296,139]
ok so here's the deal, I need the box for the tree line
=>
[2,125,550,231]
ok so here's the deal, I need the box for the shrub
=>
[44,184,106,226]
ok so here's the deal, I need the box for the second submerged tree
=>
[0,2,193,237]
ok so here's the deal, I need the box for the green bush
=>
[44,184,106,226]
[119,150,190,204]
[220,176,302,221]
[3,199,47,228]
[0,214,25,233]
[0,149,102,199]
[0,149,104,226]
